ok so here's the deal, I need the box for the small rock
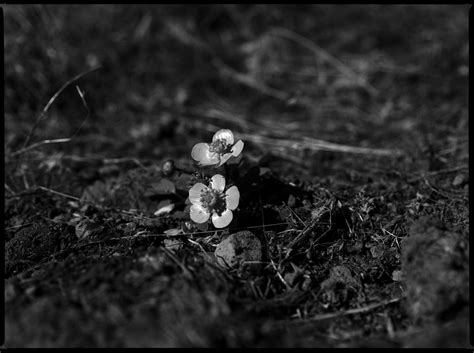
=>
[214,231,262,269]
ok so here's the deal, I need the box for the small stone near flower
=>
[214,231,262,269]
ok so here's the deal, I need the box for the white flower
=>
[188,174,240,228]
[191,129,244,167]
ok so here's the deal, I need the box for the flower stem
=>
[224,163,229,180]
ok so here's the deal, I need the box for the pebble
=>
[214,231,262,269]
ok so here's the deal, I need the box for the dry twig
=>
[20,66,101,150]
[292,297,403,323]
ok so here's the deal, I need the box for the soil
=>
[4,4,470,348]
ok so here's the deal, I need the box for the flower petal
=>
[231,140,244,157]
[190,204,210,224]
[199,154,220,166]
[191,143,210,162]
[217,153,233,167]
[189,183,207,204]
[212,129,234,145]
[198,154,220,166]
[212,209,233,228]
[225,185,240,210]
[210,174,226,192]
[191,143,220,166]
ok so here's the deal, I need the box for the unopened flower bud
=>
[162,159,175,176]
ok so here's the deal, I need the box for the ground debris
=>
[401,216,469,323]
[5,223,77,278]
[319,265,362,306]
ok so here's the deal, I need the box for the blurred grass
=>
[4,4,469,183]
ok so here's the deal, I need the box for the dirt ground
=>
[4,4,470,347]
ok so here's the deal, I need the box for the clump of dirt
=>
[401,216,469,324]
[5,223,77,278]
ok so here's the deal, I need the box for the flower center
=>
[209,139,231,154]
[200,189,226,215]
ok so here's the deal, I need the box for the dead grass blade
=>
[10,138,72,157]
[292,297,403,323]
[20,66,101,150]
[269,27,378,96]
[241,132,403,157]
